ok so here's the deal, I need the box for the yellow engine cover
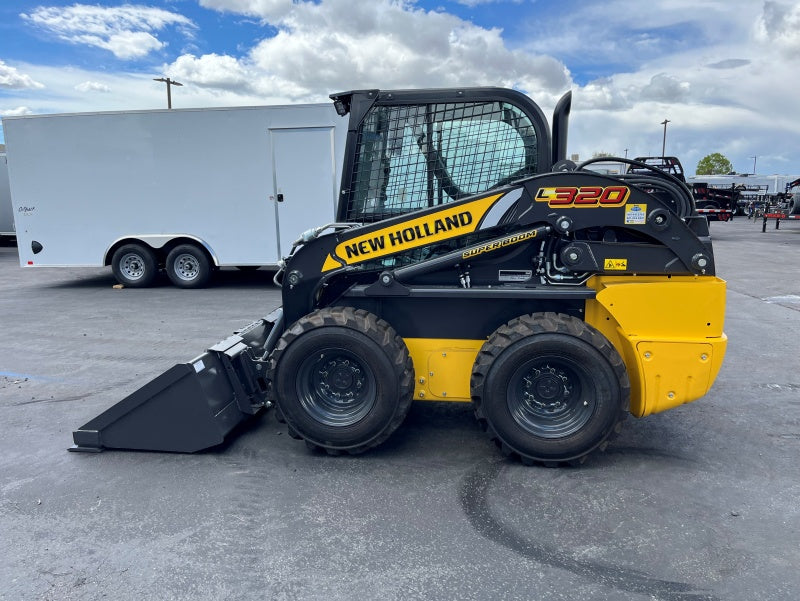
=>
[585,275,727,417]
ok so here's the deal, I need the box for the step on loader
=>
[71,87,727,465]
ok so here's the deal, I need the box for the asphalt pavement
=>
[1,216,799,601]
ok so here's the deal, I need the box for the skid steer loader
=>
[70,87,727,465]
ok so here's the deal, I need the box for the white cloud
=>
[168,54,254,91]
[453,0,523,6]
[174,0,570,104]
[755,0,800,55]
[0,60,44,90]
[96,30,165,60]
[640,74,691,103]
[706,59,750,70]
[508,0,799,173]
[1,106,34,117]
[199,0,296,20]
[0,62,286,116]
[21,4,196,59]
[165,0,798,174]
[3,0,798,175]
[75,81,111,93]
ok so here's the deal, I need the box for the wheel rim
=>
[173,253,200,281]
[119,252,146,280]
[296,348,377,426]
[507,356,595,439]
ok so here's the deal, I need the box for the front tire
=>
[165,244,211,288]
[111,243,158,288]
[270,307,414,454]
[471,313,629,466]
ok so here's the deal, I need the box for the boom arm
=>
[279,170,714,328]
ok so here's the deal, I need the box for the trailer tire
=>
[696,201,719,210]
[165,244,211,288]
[270,307,414,455]
[471,313,629,466]
[111,243,158,288]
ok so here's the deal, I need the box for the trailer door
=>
[0,154,14,236]
[270,127,338,258]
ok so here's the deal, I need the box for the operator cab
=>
[331,88,570,222]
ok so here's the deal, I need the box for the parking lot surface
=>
[1,216,799,601]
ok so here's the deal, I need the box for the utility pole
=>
[153,77,183,109]
[660,119,670,158]
[624,148,628,159]
[751,155,757,174]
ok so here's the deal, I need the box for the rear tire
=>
[471,312,629,466]
[270,307,414,454]
[165,244,211,288]
[111,243,158,288]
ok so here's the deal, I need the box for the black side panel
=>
[333,294,589,340]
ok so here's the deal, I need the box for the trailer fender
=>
[104,234,220,266]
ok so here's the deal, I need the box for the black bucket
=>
[70,309,282,453]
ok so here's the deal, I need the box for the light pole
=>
[153,77,183,109]
[660,119,670,158]
[751,155,757,174]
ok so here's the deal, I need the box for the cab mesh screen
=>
[343,101,538,222]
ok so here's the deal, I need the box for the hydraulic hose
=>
[576,157,695,218]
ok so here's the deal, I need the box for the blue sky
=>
[1,0,799,176]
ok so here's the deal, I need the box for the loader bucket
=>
[70,309,283,453]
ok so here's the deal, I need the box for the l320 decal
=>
[535,186,630,207]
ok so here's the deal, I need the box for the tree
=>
[696,153,733,175]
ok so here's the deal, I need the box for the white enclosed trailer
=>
[3,103,347,287]
[0,152,14,239]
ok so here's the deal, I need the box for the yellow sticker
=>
[625,204,647,225]
[604,258,628,271]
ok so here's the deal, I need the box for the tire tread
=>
[269,307,413,455]
[470,312,629,466]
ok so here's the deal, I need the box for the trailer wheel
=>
[471,313,629,466]
[111,243,158,288]
[165,244,211,288]
[270,307,414,454]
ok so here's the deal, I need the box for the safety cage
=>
[334,89,553,223]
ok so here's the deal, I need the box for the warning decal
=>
[604,258,628,271]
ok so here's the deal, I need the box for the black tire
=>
[269,307,414,454]
[471,312,629,466]
[165,244,211,288]
[111,243,158,288]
